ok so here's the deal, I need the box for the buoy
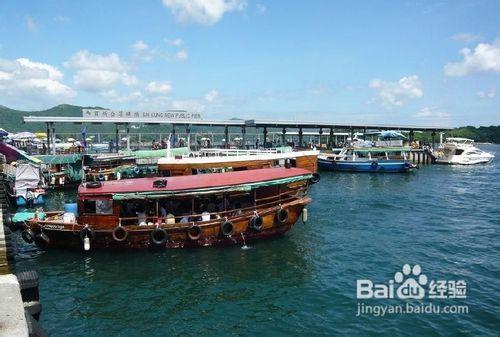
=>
[84,236,90,251]
[310,173,321,184]
[302,207,308,223]
[249,214,263,231]
[220,220,234,237]
[276,207,288,224]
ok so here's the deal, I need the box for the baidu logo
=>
[356,264,466,300]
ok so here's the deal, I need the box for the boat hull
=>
[318,158,414,173]
[26,198,310,250]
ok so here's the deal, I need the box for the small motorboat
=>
[318,146,416,173]
[435,138,494,165]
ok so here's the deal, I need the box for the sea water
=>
[13,145,499,336]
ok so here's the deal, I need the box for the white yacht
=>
[435,138,494,165]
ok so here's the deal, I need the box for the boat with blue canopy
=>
[318,146,417,173]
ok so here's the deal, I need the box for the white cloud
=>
[477,89,496,99]
[102,89,143,104]
[256,3,266,14]
[166,38,183,46]
[145,81,173,95]
[171,99,205,111]
[162,0,247,25]
[444,41,500,76]
[65,50,137,92]
[204,89,219,102]
[0,57,76,105]
[414,107,450,119]
[132,40,149,51]
[175,49,188,61]
[54,15,71,23]
[451,33,481,44]
[369,75,423,106]
[25,16,38,32]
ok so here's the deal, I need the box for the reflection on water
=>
[13,145,500,336]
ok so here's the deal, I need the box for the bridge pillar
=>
[298,127,303,147]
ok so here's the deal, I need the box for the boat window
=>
[455,149,464,155]
[83,199,113,215]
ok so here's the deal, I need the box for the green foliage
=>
[414,126,500,143]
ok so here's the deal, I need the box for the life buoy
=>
[98,173,105,181]
[150,228,168,247]
[249,215,263,231]
[310,173,321,184]
[22,229,35,244]
[79,227,95,242]
[34,233,50,249]
[371,161,378,169]
[187,224,202,241]
[276,207,288,224]
[220,220,234,236]
[112,226,128,242]
[133,166,140,175]
[86,181,102,188]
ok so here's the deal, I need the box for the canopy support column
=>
[45,122,50,155]
[172,124,176,147]
[328,128,334,148]
[186,124,191,149]
[224,125,229,149]
[51,123,56,155]
[263,127,268,148]
[115,124,119,152]
[126,124,130,151]
[241,126,246,149]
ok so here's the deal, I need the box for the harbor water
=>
[13,145,499,336]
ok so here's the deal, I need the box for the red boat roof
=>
[78,167,311,195]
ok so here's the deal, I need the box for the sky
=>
[0,0,499,127]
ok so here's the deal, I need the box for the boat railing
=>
[199,148,285,157]
[117,188,307,227]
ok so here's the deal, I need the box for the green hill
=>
[0,104,106,133]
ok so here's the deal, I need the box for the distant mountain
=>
[0,104,106,133]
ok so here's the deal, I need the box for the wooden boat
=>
[23,167,315,250]
[157,148,319,177]
[35,154,83,189]
[318,146,417,173]
[84,148,189,181]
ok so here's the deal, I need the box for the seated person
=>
[136,208,147,226]
[201,211,210,222]
[165,213,175,225]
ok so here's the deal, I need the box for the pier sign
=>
[82,109,203,121]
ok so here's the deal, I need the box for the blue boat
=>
[318,146,416,173]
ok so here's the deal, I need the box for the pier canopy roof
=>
[23,116,245,127]
[245,119,452,131]
[79,167,312,199]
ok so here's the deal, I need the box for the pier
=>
[23,114,451,155]
[0,156,47,337]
